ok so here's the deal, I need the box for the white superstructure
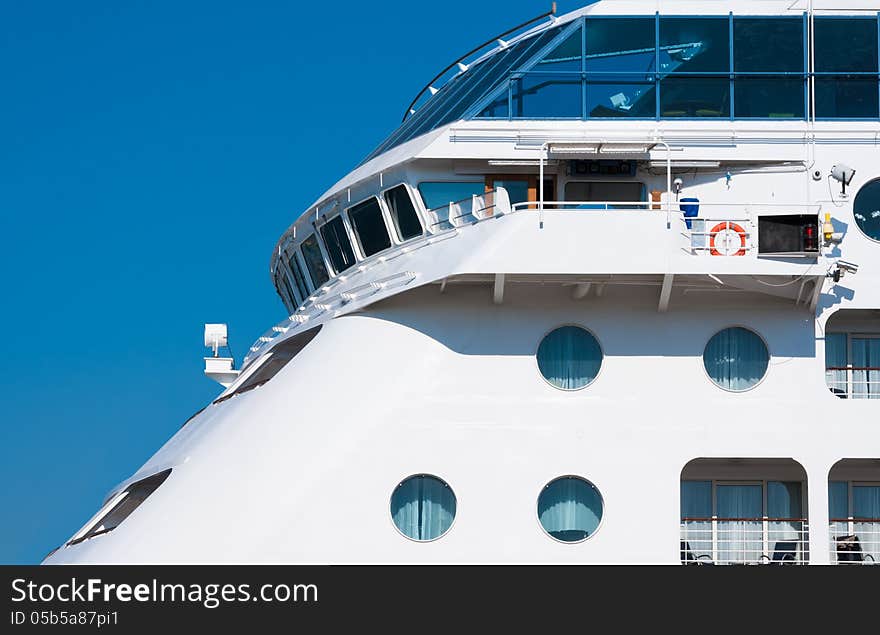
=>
[47,1,880,565]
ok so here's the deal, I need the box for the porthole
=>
[853,179,880,242]
[703,326,769,392]
[390,474,456,541]
[537,476,604,543]
[536,325,603,390]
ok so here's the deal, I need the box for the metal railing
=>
[425,187,512,231]
[681,518,809,565]
[830,520,880,564]
[826,368,880,399]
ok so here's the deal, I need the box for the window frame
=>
[317,214,358,275]
[535,474,605,544]
[389,473,458,543]
[299,232,332,289]
[344,195,394,260]
[380,182,427,243]
[534,323,605,392]
[701,325,770,393]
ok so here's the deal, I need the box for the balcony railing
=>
[830,520,880,564]
[681,518,809,565]
[826,368,880,399]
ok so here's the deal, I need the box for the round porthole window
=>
[390,474,456,541]
[536,325,603,390]
[537,476,604,543]
[703,327,769,392]
[853,179,880,242]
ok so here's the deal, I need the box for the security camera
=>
[837,260,859,274]
[831,164,856,196]
[812,170,823,181]
[673,178,684,194]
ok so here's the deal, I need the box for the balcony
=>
[681,458,808,565]
[829,460,880,565]
[681,518,809,565]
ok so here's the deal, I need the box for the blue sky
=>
[0,1,590,564]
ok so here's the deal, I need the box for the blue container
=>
[680,197,700,229]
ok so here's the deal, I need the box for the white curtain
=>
[768,481,803,562]
[390,476,456,541]
[703,327,769,391]
[852,338,880,399]
[536,326,602,390]
[854,485,880,561]
[716,485,762,564]
[538,478,602,542]
[825,333,849,397]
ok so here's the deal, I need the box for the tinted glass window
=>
[703,327,769,391]
[734,18,804,73]
[300,235,329,287]
[288,254,310,300]
[319,215,356,273]
[815,77,879,119]
[69,469,172,545]
[735,77,805,118]
[216,326,323,403]
[815,18,878,73]
[418,182,485,210]
[854,179,880,241]
[660,77,730,118]
[512,73,582,118]
[348,198,391,257]
[390,474,456,541]
[383,185,423,241]
[538,476,603,542]
[277,269,298,306]
[534,25,582,72]
[660,18,730,74]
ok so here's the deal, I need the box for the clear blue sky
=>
[0,0,589,564]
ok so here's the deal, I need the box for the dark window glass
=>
[348,198,391,257]
[735,77,805,118]
[587,78,655,118]
[853,179,880,241]
[815,77,879,118]
[660,18,730,74]
[215,326,323,404]
[512,73,582,118]
[585,18,656,73]
[368,25,565,160]
[276,269,298,306]
[681,481,712,519]
[384,185,423,240]
[300,234,329,287]
[288,254,310,300]
[534,25,582,72]
[734,18,804,73]
[68,470,172,545]
[418,182,484,210]
[478,90,509,118]
[319,216,356,274]
[815,18,878,73]
[660,77,730,117]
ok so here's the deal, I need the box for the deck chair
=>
[681,541,713,565]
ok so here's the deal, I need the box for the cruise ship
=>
[46,0,880,565]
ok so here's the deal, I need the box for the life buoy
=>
[709,222,747,256]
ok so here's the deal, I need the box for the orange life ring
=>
[709,222,747,256]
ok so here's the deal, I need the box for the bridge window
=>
[300,234,329,287]
[348,198,391,258]
[418,182,484,210]
[319,215,356,274]
[585,17,656,118]
[734,18,805,119]
[288,253,310,300]
[383,185,423,241]
[814,18,879,119]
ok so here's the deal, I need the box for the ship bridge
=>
[251,0,880,365]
